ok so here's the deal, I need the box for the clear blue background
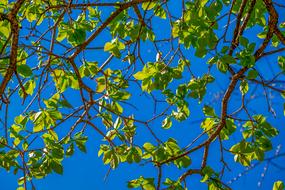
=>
[1,0,285,189]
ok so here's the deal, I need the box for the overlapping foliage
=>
[0,0,285,189]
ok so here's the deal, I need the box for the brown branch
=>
[201,144,209,168]
[274,26,285,45]
[159,67,247,166]
[179,169,201,182]
[261,0,285,45]
[159,0,280,168]
[156,166,162,190]
[228,0,248,55]
[0,0,26,102]
[261,47,285,57]
[159,0,280,166]
[48,2,129,10]
[68,58,93,93]
[222,0,236,42]
[69,0,153,60]
[238,0,257,37]
[20,152,27,190]
[15,72,27,102]
[255,0,279,59]
[250,79,284,93]
[133,5,146,26]
[82,120,116,147]
[274,2,285,8]
[66,0,154,101]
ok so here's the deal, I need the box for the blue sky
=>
[1,0,285,189]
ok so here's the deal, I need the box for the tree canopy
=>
[0,0,285,189]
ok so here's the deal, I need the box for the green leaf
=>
[154,6,166,19]
[142,2,156,10]
[74,132,88,153]
[195,48,207,58]
[201,118,218,135]
[278,56,285,71]
[59,99,73,108]
[14,115,28,127]
[207,56,218,64]
[88,7,100,18]
[201,166,215,182]
[172,104,190,121]
[257,31,267,39]
[66,143,74,157]
[133,65,156,80]
[44,93,60,109]
[273,181,285,190]
[0,22,10,38]
[133,71,147,80]
[67,28,86,46]
[247,70,258,79]
[143,142,155,152]
[19,79,36,97]
[32,112,43,132]
[128,176,155,190]
[221,46,229,54]
[217,60,228,73]
[220,119,236,140]
[104,38,125,58]
[239,36,249,47]
[203,105,216,117]
[200,0,208,6]
[57,29,67,41]
[51,160,63,175]
[240,80,249,95]
[221,55,236,64]
[104,42,113,51]
[163,178,184,189]
[17,64,32,77]
[174,156,191,169]
[25,5,38,22]
[162,117,172,129]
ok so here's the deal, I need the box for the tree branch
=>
[0,0,26,102]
